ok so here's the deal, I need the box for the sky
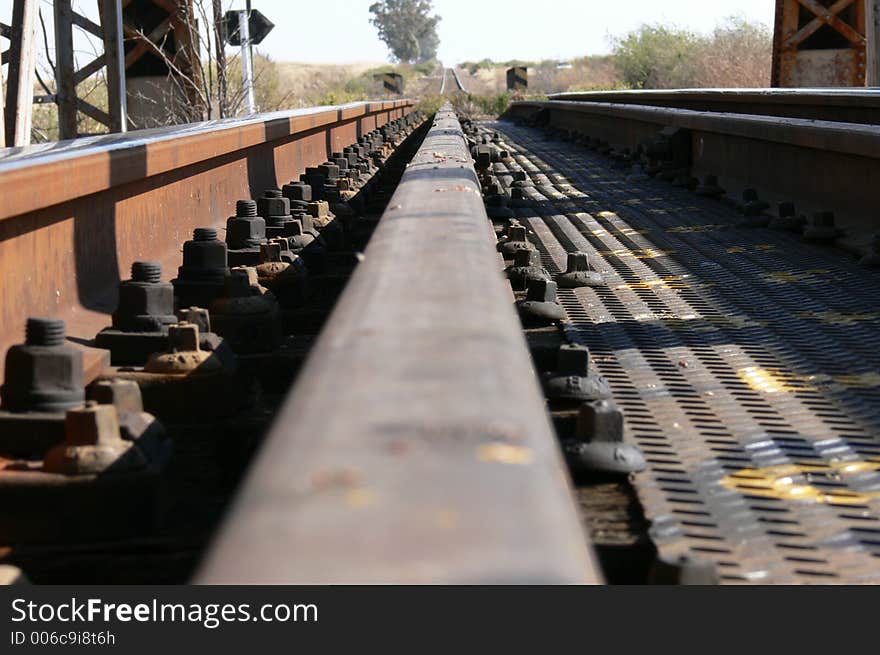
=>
[0,0,776,68]
[254,0,776,64]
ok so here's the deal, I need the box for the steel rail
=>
[549,88,880,125]
[506,99,880,256]
[451,67,467,93]
[196,104,601,584]
[0,100,415,384]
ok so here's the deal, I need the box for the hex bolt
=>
[506,249,550,291]
[194,227,218,241]
[226,200,267,262]
[168,322,201,353]
[803,211,842,242]
[43,401,145,475]
[172,228,229,309]
[236,199,258,217]
[516,279,566,326]
[561,399,646,475]
[131,261,162,284]
[768,201,805,232]
[1,318,85,413]
[178,307,211,334]
[260,242,283,263]
[497,224,535,260]
[86,379,144,414]
[556,252,603,288]
[26,317,66,346]
[542,344,611,402]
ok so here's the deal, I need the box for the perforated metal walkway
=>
[494,121,880,584]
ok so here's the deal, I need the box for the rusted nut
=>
[803,211,842,242]
[43,402,145,475]
[255,243,310,309]
[472,145,492,171]
[649,554,719,585]
[516,279,566,326]
[144,322,222,375]
[694,174,725,199]
[172,228,229,309]
[497,225,535,260]
[209,268,282,354]
[562,399,646,475]
[96,262,178,365]
[541,344,611,403]
[108,322,240,422]
[227,200,267,267]
[505,249,550,291]
[556,252,603,288]
[85,379,171,466]
[0,400,168,544]
[1,318,84,414]
[767,201,806,232]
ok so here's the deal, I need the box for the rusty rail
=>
[549,89,880,125]
[0,100,414,382]
[196,104,601,584]
[506,99,880,256]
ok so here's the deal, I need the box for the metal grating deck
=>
[492,121,880,584]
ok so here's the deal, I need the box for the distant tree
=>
[369,0,441,63]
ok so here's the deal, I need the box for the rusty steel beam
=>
[506,99,880,255]
[549,88,880,124]
[772,0,868,87]
[196,104,601,584]
[0,100,415,385]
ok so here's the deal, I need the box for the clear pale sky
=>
[253,0,776,64]
[0,0,776,66]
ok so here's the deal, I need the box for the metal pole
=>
[868,0,880,86]
[99,0,127,133]
[239,9,255,113]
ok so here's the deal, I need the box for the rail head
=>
[0,99,414,222]
[196,104,600,584]
[510,99,880,160]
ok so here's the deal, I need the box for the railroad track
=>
[1,90,879,585]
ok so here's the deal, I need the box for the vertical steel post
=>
[869,0,880,86]
[99,0,127,133]
[240,4,255,113]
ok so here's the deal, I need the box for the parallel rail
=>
[506,99,880,256]
[0,100,414,383]
[549,89,880,125]
[197,105,600,584]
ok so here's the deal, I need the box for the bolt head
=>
[168,322,200,352]
[64,401,121,446]
[576,399,624,443]
[87,379,144,414]
[557,344,590,376]
[526,279,558,302]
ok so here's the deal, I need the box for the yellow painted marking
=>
[597,248,675,260]
[832,372,880,389]
[738,367,810,394]
[722,460,880,505]
[727,244,778,254]
[477,443,534,466]
[612,227,651,236]
[667,224,726,234]
[737,367,880,393]
[798,311,880,327]
[761,269,830,285]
